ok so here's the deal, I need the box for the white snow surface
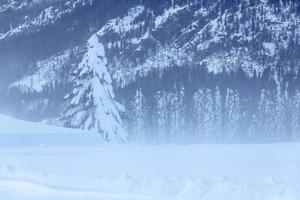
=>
[1,143,300,200]
[0,114,103,147]
[1,114,300,199]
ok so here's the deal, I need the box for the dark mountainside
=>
[1,0,300,143]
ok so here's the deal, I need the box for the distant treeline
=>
[119,65,300,143]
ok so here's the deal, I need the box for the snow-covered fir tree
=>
[214,87,223,142]
[224,89,242,142]
[169,86,185,142]
[131,88,147,142]
[203,88,214,142]
[273,87,287,141]
[61,34,127,142]
[178,86,185,140]
[193,89,206,142]
[291,90,300,140]
[155,91,168,142]
[249,89,275,142]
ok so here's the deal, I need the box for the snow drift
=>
[0,114,103,147]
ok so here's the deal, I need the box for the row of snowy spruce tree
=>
[128,86,300,144]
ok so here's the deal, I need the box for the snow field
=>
[1,114,300,200]
[1,144,300,200]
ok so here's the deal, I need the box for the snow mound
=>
[0,114,103,147]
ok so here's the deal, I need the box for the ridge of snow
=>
[0,113,103,147]
[155,5,188,28]
[0,114,94,135]
[0,0,93,41]
[98,5,145,37]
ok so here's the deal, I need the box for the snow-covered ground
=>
[1,114,300,200]
[0,114,103,147]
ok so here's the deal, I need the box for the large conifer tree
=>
[62,34,127,142]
